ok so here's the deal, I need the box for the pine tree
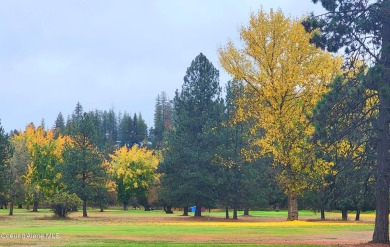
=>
[303,0,390,242]
[53,112,65,137]
[0,120,13,203]
[61,113,107,217]
[159,53,224,217]
[119,113,133,147]
[153,92,173,149]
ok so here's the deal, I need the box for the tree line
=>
[0,0,389,243]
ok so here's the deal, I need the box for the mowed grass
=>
[0,208,375,246]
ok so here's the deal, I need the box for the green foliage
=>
[60,113,108,217]
[216,81,274,215]
[109,145,159,210]
[0,120,13,195]
[152,91,173,149]
[304,0,390,242]
[49,191,82,218]
[159,53,224,215]
[303,0,382,62]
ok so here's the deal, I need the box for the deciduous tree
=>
[219,9,341,220]
[109,146,159,210]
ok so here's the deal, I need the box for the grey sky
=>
[0,0,324,132]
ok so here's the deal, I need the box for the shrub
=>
[49,192,82,218]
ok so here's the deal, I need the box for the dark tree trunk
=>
[287,193,298,221]
[164,206,173,214]
[9,200,14,216]
[341,209,348,221]
[373,95,390,242]
[244,208,249,216]
[320,208,325,221]
[194,205,202,217]
[355,209,360,221]
[139,197,150,211]
[373,1,390,243]
[123,202,129,211]
[225,206,229,219]
[82,200,87,217]
[233,207,238,220]
[183,206,189,216]
[33,201,38,212]
[18,204,22,209]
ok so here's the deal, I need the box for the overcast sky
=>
[0,0,324,132]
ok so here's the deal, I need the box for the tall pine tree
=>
[159,53,223,217]
[303,0,390,242]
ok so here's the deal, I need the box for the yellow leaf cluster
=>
[12,124,69,194]
[109,145,159,191]
[219,8,342,195]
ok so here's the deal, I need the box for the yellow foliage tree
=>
[219,9,342,220]
[13,124,69,211]
[109,145,159,210]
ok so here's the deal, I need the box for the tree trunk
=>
[373,1,390,243]
[233,207,238,220]
[33,201,38,212]
[9,200,14,216]
[373,94,390,243]
[355,209,360,221]
[341,209,348,221]
[194,205,202,217]
[287,193,298,221]
[225,206,229,219]
[183,206,189,216]
[320,208,325,221]
[123,203,129,211]
[164,206,173,214]
[82,200,87,217]
[244,208,249,216]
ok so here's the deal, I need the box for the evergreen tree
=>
[53,112,65,137]
[159,53,224,217]
[303,0,390,242]
[136,113,148,144]
[60,113,107,217]
[310,72,376,220]
[119,113,133,147]
[0,120,13,203]
[130,114,138,145]
[153,92,173,149]
[8,135,28,216]
[217,81,271,219]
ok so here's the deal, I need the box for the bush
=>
[49,192,82,218]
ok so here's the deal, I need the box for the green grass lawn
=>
[0,208,375,246]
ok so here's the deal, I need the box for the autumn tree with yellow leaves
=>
[219,9,341,220]
[12,124,69,212]
[109,145,159,210]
